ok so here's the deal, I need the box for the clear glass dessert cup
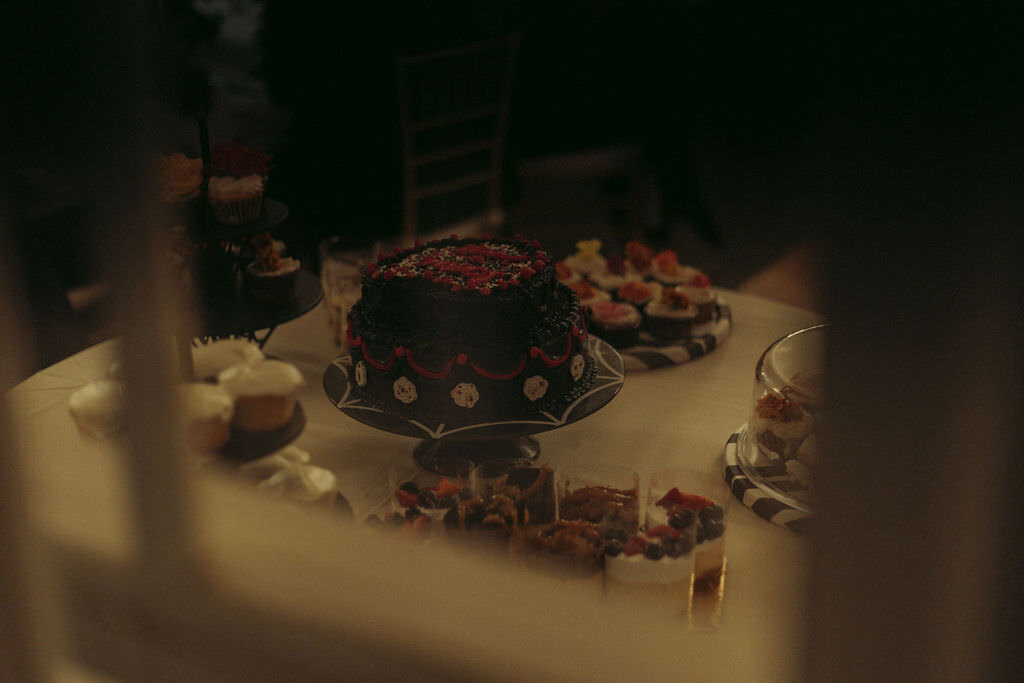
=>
[739,323,827,513]
[556,462,640,536]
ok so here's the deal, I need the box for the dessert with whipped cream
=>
[651,249,690,285]
[624,240,654,278]
[588,301,642,349]
[239,445,338,509]
[617,280,661,310]
[191,338,265,381]
[68,379,124,439]
[651,488,726,584]
[752,391,815,461]
[178,382,234,452]
[603,518,697,615]
[644,287,697,339]
[217,359,304,431]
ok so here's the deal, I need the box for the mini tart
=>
[588,301,641,349]
[68,379,123,439]
[218,359,304,431]
[191,338,265,381]
[644,295,697,340]
[245,256,301,303]
[239,446,337,508]
[179,383,234,452]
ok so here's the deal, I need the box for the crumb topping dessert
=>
[755,392,807,422]
[560,484,639,530]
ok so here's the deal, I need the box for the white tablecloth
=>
[7,288,822,679]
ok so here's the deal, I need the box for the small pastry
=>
[651,249,688,285]
[644,287,697,339]
[563,238,606,276]
[588,301,642,349]
[676,270,715,323]
[624,241,654,278]
[555,259,580,284]
[207,142,273,225]
[245,248,302,303]
[567,279,611,308]
[217,359,304,431]
[239,446,338,509]
[617,280,662,310]
[588,254,632,294]
[191,338,265,381]
[178,382,234,452]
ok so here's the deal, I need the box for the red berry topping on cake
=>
[396,489,419,508]
[688,272,711,288]
[659,288,691,309]
[655,487,715,511]
[623,535,648,556]
[625,241,653,270]
[646,524,681,539]
[618,281,653,303]
[605,254,626,275]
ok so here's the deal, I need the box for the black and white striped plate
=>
[723,426,813,533]
[619,294,732,371]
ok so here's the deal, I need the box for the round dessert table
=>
[6,288,822,682]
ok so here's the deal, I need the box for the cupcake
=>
[245,247,302,303]
[191,338,265,381]
[624,240,654,278]
[651,249,689,285]
[207,142,273,225]
[563,238,606,277]
[217,359,304,431]
[239,446,338,510]
[68,379,123,439]
[617,280,662,310]
[588,301,642,349]
[676,270,715,323]
[644,287,697,340]
[567,279,611,308]
[178,382,234,452]
[588,254,632,294]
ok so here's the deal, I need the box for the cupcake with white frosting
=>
[68,379,123,439]
[207,142,272,225]
[178,382,234,452]
[239,445,338,509]
[191,338,265,381]
[218,359,304,431]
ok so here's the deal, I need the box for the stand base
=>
[413,436,540,474]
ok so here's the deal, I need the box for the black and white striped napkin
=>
[723,428,813,533]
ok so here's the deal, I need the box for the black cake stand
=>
[322,336,625,473]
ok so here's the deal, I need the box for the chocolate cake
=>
[346,236,595,423]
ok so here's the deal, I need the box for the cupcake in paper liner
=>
[208,174,265,225]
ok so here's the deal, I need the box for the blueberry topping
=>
[699,504,724,522]
[418,489,437,507]
[404,506,422,520]
[437,494,458,508]
[703,519,725,540]
[644,543,665,560]
[604,528,629,543]
[669,509,696,530]
[399,481,419,494]
[604,539,624,557]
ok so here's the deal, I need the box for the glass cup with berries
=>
[388,459,476,535]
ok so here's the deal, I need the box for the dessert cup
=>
[557,462,639,536]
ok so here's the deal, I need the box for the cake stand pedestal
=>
[323,337,625,475]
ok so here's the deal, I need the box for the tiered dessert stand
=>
[323,336,625,474]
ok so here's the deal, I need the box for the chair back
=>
[396,35,519,242]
